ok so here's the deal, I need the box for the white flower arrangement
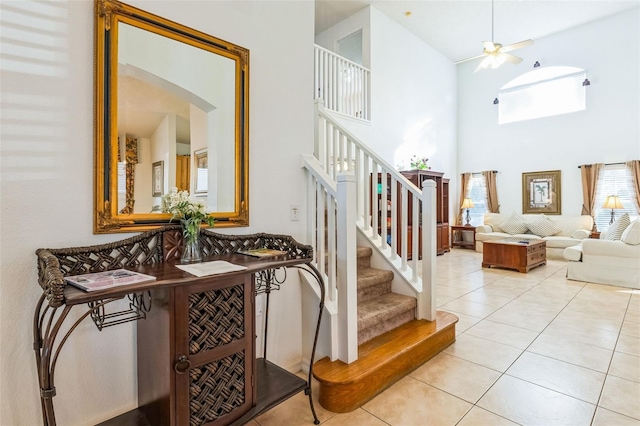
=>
[161,187,215,229]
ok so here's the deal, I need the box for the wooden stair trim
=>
[313,312,458,412]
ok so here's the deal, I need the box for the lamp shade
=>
[461,198,475,209]
[602,195,624,210]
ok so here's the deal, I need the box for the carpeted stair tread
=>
[357,267,394,290]
[357,266,393,302]
[357,293,416,332]
[357,246,373,259]
[357,246,373,268]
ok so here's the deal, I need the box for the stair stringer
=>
[299,268,340,367]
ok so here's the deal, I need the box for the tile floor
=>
[250,250,640,426]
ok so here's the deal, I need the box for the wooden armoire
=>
[400,170,450,257]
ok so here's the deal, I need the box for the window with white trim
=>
[499,66,586,125]
[594,164,639,232]
[465,174,488,226]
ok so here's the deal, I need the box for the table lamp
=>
[461,198,474,226]
[602,195,624,225]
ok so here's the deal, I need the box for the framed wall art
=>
[522,170,561,214]
[194,149,208,194]
[152,161,164,197]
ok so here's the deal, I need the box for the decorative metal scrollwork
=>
[255,268,286,295]
[88,291,152,330]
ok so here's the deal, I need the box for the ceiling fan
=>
[456,0,534,72]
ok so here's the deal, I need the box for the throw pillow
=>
[605,213,631,241]
[621,219,640,245]
[525,215,561,237]
[499,212,528,235]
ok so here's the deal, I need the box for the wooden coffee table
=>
[482,239,546,273]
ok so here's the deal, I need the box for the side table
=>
[451,225,476,250]
[589,231,601,239]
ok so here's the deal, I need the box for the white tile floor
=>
[250,250,640,426]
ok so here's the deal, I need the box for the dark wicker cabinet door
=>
[175,275,255,426]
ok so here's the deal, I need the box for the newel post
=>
[419,179,437,321]
[337,173,358,363]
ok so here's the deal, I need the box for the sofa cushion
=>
[571,229,590,240]
[475,231,511,242]
[545,215,593,237]
[564,245,583,261]
[500,212,528,235]
[621,219,640,245]
[525,215,561,237]
[543,236,582,249]
[512,234,542,241]
[605,213,631,241]
[582,238,640,258]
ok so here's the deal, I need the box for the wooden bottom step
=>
[312,311,458,413]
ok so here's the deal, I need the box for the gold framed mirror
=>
[94,0,249,233]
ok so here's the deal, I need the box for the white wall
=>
[315,6,458,221]
[315,6,371,69]
[0,1,313,425]
[457,9,640,216]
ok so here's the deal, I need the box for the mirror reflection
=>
[94,0,249,233]
[117,22,236,214]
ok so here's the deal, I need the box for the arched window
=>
[498,66,587,124]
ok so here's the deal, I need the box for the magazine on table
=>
[65,269,156,292]
[237,248,288,258]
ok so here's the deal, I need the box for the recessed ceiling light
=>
[405,11,412,17]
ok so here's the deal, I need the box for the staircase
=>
[300,47,457,414]
[356,246,416,345]
[310,246,457,412]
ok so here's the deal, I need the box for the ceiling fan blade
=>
[503,53,523,64]
[455,53,486,65]
[501,39,534,53]
[473,56,493,73]
[482,41,497,53]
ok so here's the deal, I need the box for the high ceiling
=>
[315,0,639,63]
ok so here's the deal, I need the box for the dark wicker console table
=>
[33,226,325,426]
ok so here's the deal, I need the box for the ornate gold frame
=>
[94,0,249,233]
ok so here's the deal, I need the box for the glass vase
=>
[180,218,202,263]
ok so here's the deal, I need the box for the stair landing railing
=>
[314,44,370,121]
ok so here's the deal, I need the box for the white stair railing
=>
[302,156,358,363]
[314,44,370,121]
[312,99,436,321]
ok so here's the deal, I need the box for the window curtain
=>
[580,163,603,230]
[458,173,471,225]
[626,160,640,212]
[482,171,500,213]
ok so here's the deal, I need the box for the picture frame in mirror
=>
[152,161,164,197]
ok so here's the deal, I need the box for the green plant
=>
[410,155,430,170]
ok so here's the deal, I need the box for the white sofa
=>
[564,218,640,289]
[475,212,593,260]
